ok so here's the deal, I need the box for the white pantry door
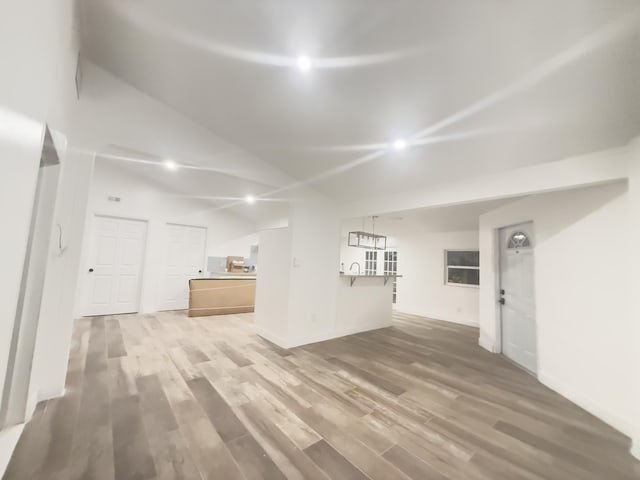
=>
[84,215,147,316]
[160,224,206,311]
[499,222,537,373]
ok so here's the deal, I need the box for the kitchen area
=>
[251,209,401,349]
[188,249,258,317]
[335,224,401,338]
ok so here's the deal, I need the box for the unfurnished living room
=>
[2,1,640,479]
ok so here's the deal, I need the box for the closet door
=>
[84,215,147,316]
[160,224,206,311]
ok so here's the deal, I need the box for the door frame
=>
[82,213,149,316]
[1,126,61,428]
[495,220,538,374]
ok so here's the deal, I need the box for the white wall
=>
[395,231,479,326]
[208,233,259,260]
[75,160,258,315]
[0,0,78,403]
[0,0,80,472]
[0,0,77,125]
[254,228,291,346]
[256,198,355,348]
[479,181,634,442]
[287,199,342,345]
[626,139,640,459]
[336,277,394,335]
[30,153,94,404]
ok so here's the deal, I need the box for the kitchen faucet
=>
[349,262,361,275]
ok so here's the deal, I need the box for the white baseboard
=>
[256,321,394,349]
[394,308,479,328]
[538,371,634,440]
[25,392,39,423]
[254,326,290,349]
[287,322,393,349]
[478,334,497,353]
[37,385,65,403]
[0,424,24,478]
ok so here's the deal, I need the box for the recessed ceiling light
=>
[393,139,407,151]
[297,55,311,72]
[163,159,178,171]
[245,195,256,205]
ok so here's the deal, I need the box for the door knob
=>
[499,297,505,305]
[88,268,94,273]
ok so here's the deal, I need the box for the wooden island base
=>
[188,277,256,317]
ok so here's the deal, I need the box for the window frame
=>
[365,250,377,275]
[507,231,532,250]
[444,249,480,288]
[383,250,398,304]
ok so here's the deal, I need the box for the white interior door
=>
[160,224,206,311]
[499,222,537,373]
[84,216,147,316]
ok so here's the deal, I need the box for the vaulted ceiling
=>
[79,0,640,204]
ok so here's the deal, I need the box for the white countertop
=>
[339,273,403,277]
[192,275,257,280]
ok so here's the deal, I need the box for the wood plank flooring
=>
[4,311,639,480]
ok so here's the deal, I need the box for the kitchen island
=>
[335,273,402,337]
[188,274,256,317]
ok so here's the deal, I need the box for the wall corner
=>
[478,332,497,353]
[631,436,640,460]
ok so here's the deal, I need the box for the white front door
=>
[84,215,147,316]
[499,222,537,373]
[160,224,206,311]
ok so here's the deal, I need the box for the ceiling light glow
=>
[393,139,407,151]
[245,195,256,204]
[297,55,311,72]
[163,159,178,171]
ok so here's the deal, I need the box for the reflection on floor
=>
[4,311,639,480]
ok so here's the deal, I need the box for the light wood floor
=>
[4,311,639,480]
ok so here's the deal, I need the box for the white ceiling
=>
[72,62,297,225]
[343,198,517,235]
[95,151,289,225]
[79,0,640,203]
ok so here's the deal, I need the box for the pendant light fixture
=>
[348,216,387,250]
